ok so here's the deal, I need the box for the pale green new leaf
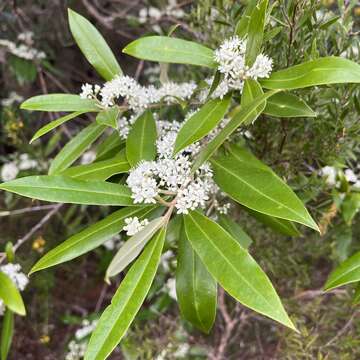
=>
[174,95,231,155]
[68,9,122,80]
[325,251,360,291]
[126,110,157,167]
[96,108,120,129]
[85,228,165,360]
[0,175,133,206]
[0,272,25,316]
[184,211,296,330]
[21,94,100,112]
[123,36,216,68]
[30,111,85,143]
[30,206,156,274]
[260,57,360,90]
[49,123,105,175]
[176,224,217,333]
[1,309,14,360]
[106,217,165,280]
[240,79,265,124]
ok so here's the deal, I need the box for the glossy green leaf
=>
[1,309,14,360]
[85,228,165,360]
[218,214,252,249]
[211,144,318,230]
[30,206,156,274]
[68,9,122,80]
[325,251,360,291]
[123,36,216,68]
[60,151,130,180]
[49,123,105,175]
[184,211,296,330]
[245,0,268,66]
[264,92,316,118]
[176,224,217,333]
[96,108,120,129]
[0,175,133,206]
[174,95,231,155]
[96,132,124,161]
[192,90,279,172]
[126,111,157,167]
[240,79,265,124]
[235,0,257,37]
[106,217,165,280]
[21,94,100,112]
[261,57,360,90]
[30,111,85,143]
[0,272,25,316]
[245,208,300,237]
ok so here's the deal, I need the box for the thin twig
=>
[0,204,58,217]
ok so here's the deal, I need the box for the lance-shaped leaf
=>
[324,251,360,291]
[240,79,265,124]
[245,208,300,237]
[126,110,157,167]
[235,0,257,37]
[85,228,165,360]
[192,90,279,172]
[123,36,216,68]
[106,217,165,280]
[260,57,360,90]
[176,224,217,333]
[96,107,120,129]
[245,0,268,66]
[30,111,85,143]
[211,145,318,231]
[184,211,296,330]
[49,123,105,175]
[174,95,231,155]
[264,92,316,118]
[0,272,25,316]
[21,94,100,112]
[218,214,253,249]
[0,175,133,206]
[96,132,124,161]
[60,151,130,181]
[30,206,156,274]
[68,9,122,80]
[1,309,14,360]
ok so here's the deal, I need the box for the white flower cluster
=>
[123,217,149,236]
[320,165,360,189]
[1,91,24,107]
[0,31,45,61]
[65,341,86,360]
[0,263,29,316]
[1,154,38,181]
[213,36,273,95]
[79,76,196,113]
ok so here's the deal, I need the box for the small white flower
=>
[1,91,24,107]
[75,319,98,341]
[165,278,177,300]
[123,217,150,236]
[80,151,96,165]
[0,263,29,291]
[344,168,358,183]
[1,162,19,181]
[18,153,37,170]
[80,83,95,99]
[320,166,337,186]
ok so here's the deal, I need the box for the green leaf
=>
[123,36,216,68]
[126,111,157,167]
[174,95,231,155]
[106,217,165,280]
[30,111,85,144]
[60,151,130,181]
[30,206,156,274]
[68,9,122,80]
[1,309,14,360]
[264,92,316,118]
[176,223,217,333]
[353,283,360,305]
[0,272,25,316]
[245,0,268,66]
[218,214,252,249]
[240,79,265,124]
[341,193,360,225]
[260,57,360,90]
[85,228,165,360]
[0,175,133,206]
[235,0,257,37]
[325,251,360,291]
[96,132,124,161]
[211,144,318,230]
[49,123,105,175]
[192,90,279,172]
[96,108,120,129]
[21,94,100,112]
[245,208,300,237]
[184,211,296,330]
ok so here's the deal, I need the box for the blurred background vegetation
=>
[0,0,360,359]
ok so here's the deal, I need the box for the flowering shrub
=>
[0,2,360,359]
